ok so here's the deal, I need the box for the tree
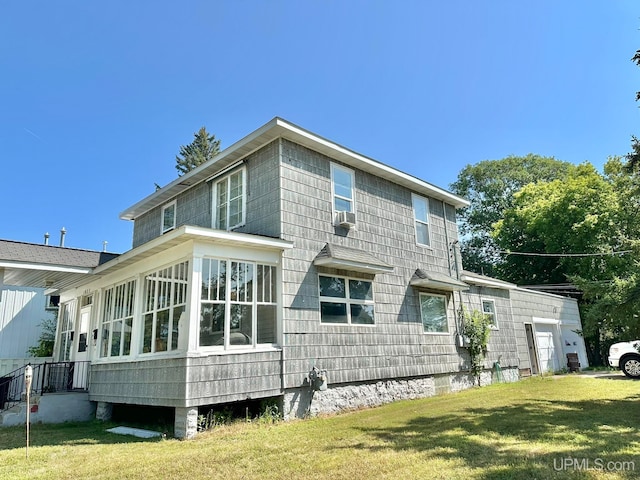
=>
[450,155,574,277]
[175,127,220,176]
[27,315,57,357]
[492,162,625,286]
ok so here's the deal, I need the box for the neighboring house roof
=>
[0,239,118,293]
[313,243,394,274]
[410,269,469,292]
[120,117,470,221]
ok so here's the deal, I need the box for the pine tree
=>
[175,127,221,176]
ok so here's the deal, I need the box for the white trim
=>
[460,271,517,290]
[532,317,560,326]
[0,260,92,275]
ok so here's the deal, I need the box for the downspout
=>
[442,200,462,336]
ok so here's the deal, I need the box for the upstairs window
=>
[100,280,136,358]
[482,298,498,328]
[412,194,430,246]
[162,201,176,234]
[319,275,374,325]
[215,169,246,230]
[331,164,355,214]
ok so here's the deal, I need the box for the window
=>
[200,258,277,348]
[215,169,246,230]
[45,295,60,310]
[142,261,189,354]
[482,299,498,328]
[331,164,355,214]
[100,280,135,358]
[57,301,76,361]
[162,201,176,233]
[412,194,430,246]
[319,275,374,325]
[419,293,448,333]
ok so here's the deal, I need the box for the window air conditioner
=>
[337,211,356,228]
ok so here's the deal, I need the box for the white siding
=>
[0,286,54,358]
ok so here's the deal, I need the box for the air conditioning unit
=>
[337,210,356,228]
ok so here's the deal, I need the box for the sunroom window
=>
[57,301,76,361]
[200,258,277,348]
[141,261,189,354]
[319,275,374,325]
[100,280,136,358]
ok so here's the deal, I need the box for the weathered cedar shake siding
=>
[278,139,470,388]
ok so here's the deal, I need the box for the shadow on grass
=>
[352,394,640,479]
[0,421,165,451]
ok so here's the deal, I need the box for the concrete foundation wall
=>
[1,392,95,427]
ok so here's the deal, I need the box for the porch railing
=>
[0,361,91,412]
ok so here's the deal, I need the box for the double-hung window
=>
[419,293,448,333]
[162,201,176,234]
[142,261,189,354]
[412,194,430,246]
[319,275,374,325]
[200,258,277,348]
[482,299,498,328]
[215,168,246,230]
[100,280,136,357]
[331,163,355,214]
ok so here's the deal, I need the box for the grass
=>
[1,375,639,479]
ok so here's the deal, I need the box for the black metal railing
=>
[0,361,91,412]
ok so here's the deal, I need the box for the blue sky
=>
[1,1,638,254]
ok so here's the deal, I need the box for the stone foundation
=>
[283,367,519,420]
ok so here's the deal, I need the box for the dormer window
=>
[215,168,246,230]
[161,201,176,234]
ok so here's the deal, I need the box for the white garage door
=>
[536,326,559,373]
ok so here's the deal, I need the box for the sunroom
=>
[56,225,293,412]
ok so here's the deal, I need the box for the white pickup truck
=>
[608,340,640,378]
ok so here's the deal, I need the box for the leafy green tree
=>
[27,315,57,357]
[493,162,624,286]
[450,155,574,276]
[175,127,220,176]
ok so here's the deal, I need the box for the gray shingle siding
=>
[279,140,464,388]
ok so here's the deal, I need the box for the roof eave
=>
[120,117,469,220]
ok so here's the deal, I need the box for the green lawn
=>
[1,375,639,480]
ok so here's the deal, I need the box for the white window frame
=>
[331,163,355,221]
[99,279,136,358]
[57,301,76,361]
[419,292,449,334]
[141,260,189,355]
[318,274,375,326]
[199,257,279,350]
[213,167,247,231]
[482,298,498,329]
[412,193,431,247]
[161,201,177,234]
